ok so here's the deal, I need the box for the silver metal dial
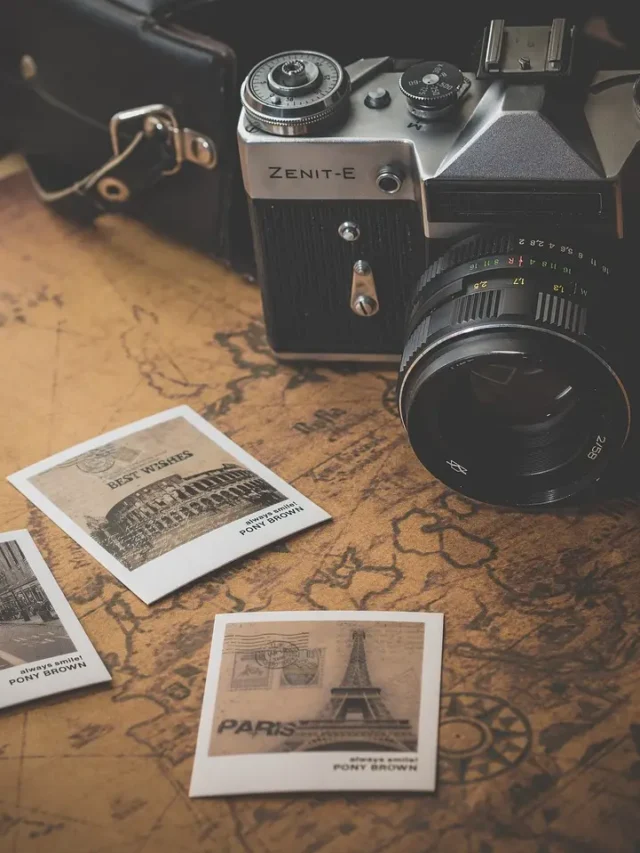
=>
[241,51,350,136]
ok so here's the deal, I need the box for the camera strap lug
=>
[113,105,217,174]
[26,103,216,215]
[350,260,380,317]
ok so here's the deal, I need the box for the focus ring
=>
[535,292,587,334]
[455,289,502,324]
[400,318,432,374]
[411,232,609,314]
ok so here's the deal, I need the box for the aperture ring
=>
[412,233,611,313]
[425,233,516,284]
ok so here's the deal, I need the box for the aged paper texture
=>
[9,407,331,603]
[28,416,286,571]
[210,619,424,756]
[0,530,111,709]
[191,611,443,795]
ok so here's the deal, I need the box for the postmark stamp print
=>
[279,649,324,687]
[255,641,300,669]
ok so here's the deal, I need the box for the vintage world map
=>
[0,172,639,852]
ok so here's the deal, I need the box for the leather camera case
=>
[2,0,246,262]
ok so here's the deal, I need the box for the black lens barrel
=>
[398,231,631,507]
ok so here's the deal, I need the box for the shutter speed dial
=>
[399,60,469,119]
[241,51,350,136]
[267,59,320,96]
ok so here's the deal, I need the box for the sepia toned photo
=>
[0,530,111,710]
[209,619,425,756]
[10,408,330,604]
[191,611,443,795]
[0,538,76,670]
[28,416,286,571]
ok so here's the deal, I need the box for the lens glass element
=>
[434,355,585,479]
[467,361,575,426]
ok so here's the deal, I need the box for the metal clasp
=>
[109,104,217,175]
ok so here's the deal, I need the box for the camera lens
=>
[398,232,631,507]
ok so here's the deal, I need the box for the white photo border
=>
[0,529,111,709]
[8,406,331,604]
[190,610,444,796]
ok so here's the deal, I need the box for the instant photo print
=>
[9,407,330,604]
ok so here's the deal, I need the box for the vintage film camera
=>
[238,19,640,508]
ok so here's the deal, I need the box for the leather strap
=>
[0,0,239,262]
[24,104,206,222]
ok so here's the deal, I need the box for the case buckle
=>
[109,104,217,175]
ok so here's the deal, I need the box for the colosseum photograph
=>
[28,416,287,571]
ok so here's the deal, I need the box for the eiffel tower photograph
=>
[280,628,419,752]
[209,620,425,757]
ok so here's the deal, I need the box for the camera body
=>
[238,21,640,359]
[238,21,640,507]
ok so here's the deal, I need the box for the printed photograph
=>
[0,539,76,670]
[209,620,425,756]
[28,417,287,571]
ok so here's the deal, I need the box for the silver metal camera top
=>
[239,67,640,199]
[241,51,351,136]
[239,45,640,246]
